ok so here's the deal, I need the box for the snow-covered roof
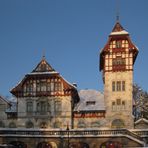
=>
[110,30,129,35]
[5,102,17,113]
[0,95,11,105]
[74,89,105,112]
[27,71,59,75]
[135,118,148,125]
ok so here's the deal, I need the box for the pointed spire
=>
[116,0,120,22]
[116,12,119,22]
[42,49,46,61]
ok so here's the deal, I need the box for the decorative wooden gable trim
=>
[10,58,79,100]
[32,57,55,73]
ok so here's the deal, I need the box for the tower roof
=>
[100,21,139,71]
[110,21,129,36]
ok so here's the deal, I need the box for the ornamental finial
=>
[116,0,120,22]
[42,49,46,60]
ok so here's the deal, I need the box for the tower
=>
[100,21,138,128]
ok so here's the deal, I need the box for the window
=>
[40,101,46,112]
[26,81,33,93]
[112,81,125,92]
[36,100,49,115]
[40,122,47,128]
[47,82,51,91]
[117,81,121,91]
[122,81,125,91]
[112,119,125,128]
[112,101,116,111]
[112,81,115,91]
[112,99,126,111]
[77,120,86,128]
[26,121,34,128]
[26,102,33,112]
[91,121,100,128]
[113,57,125,65]
[40,81,46,92]
[54,121,62,128]
[37,81,40,92]
[122,101,125,109]
[116,99,121,110]
[116,40,122,48]
[116,99,121,105]
[112,57,125,71]
[55,82,61,91]
[47,102,51,112]
[50,82,54,91]
[86,101,96,105]
[55,100,62,116]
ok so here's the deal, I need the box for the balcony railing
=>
[0,128,146,142]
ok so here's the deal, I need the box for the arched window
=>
[100,141,122,148]
[10,141,27,148]
[112,119,125,128]
[40,122,48,128]
[77,120,86,128]
[54,121,62,128]
[37,142,53,148]
[9,122,16,128]
[70,142,89,148]
[91,121,100,128]
[26,121,34,128]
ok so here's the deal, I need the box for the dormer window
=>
[86,101,96,106]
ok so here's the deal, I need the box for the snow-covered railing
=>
[131,129,148,137]
[0,128,145,139]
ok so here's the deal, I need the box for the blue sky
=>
[0,0,148,96]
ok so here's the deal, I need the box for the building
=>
[10,56,79,129]
[0,20,148,147]
[100,21,138,129]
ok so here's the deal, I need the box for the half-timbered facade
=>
[10,56,79,129]
[100,21,138,128]
[0,20,148,147]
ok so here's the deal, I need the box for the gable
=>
[32,57,55,73]
[10,58,78,99]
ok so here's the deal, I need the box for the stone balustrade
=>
[0,128,146,139]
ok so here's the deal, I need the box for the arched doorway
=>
[111,119,125,128]
[37,142,57,148]
[100,141,122,148]
[9,141,27,148]
[69,142,89,148]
